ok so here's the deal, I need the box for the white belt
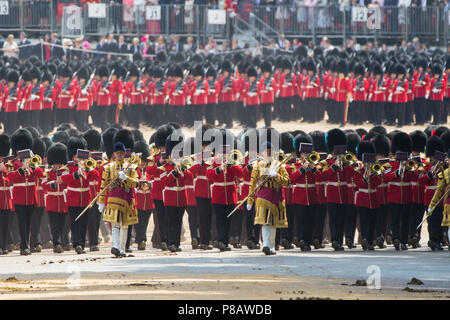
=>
[427,186,437,190]
[293,184,316,188]
[131,92,142,95]
[359,189,377,194]
[165,186,186,191]
[36,186,43,190]
[347,184,356,188]
[14,182,35,187]
[389,182,410,187]
[327,182,346,186]
[242,181,251,186]
[196,176,207,180]
[78,98,88,101]
[67,187,89,192]
[47,191,64,196]
[410,182,418,186]
[0,187,10,191]
[137,190,151,194]
[59,95,71,98]
[213,182,235,187]
[89,181,98,186]
[186,186,194,190]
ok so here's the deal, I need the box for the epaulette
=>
[438,172,444,179]
[382,163,392,168]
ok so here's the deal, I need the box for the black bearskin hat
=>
[391,132,412,154]
[309,130,328,153]
[293,133,313,157]
[67,136,87,160]
[52,130,70,146]
[0,134,10,157]
[425,136,445,158]
[32,138,46,159]
[356,141,376,161]
[280,132,294,154]
[326,129,347,153]
[155,124,176,148]
[47,143,68,165]
[371,134,390,157]
[346,131,361,154]
[83,129,102,151]
[133,140,150,160]
[260,61,272,73]
[11,129,33,155]
[113,129,135,152]
[410,130,427,153]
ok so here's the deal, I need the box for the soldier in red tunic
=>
[2,71,21,134]
[0,134,11,255]
[124,64,144,129]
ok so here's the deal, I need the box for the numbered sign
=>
[146,5,161,20]
[367,6,381,30]
[207,9,226,25]
[0,1,9,15]
[88,3,106,18]
[62,5,83,37]
[352,7,368,22]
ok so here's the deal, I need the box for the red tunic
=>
[207,164,243,205]
[7,160,43,206]
[42,170,68,213]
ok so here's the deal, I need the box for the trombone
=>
[343,152,357,165]
[370,162,383,175]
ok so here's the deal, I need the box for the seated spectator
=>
[130,37,142,54]
[183,36,197,52]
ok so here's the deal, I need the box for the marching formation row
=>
[0,47,450,135]
[0,122,449,256]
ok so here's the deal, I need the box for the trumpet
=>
[307,151,320,165]
[84,158,96,171]
[149,143,160,156]
[30,155,42,169]
[174,156,193,171]
[227,149,244,166]
[370,162,383,175]
[343,152,357,165]
[405,159,418,171]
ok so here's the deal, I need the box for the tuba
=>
[405,159,418,171]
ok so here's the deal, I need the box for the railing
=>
[0,1,449,46]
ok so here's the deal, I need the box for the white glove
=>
[118,171,127,181]
[98,203,105,213]
[246,204,252,211]
[118,98,123,104]
[270,170,277,177]
[432,88,439,93]
[19,102,24,110]
[425,93,429,99]
[427,207,432,214]
[82,89,87,96]
[68,101,73,107]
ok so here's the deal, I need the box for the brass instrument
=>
[227,149,243,166]
[30,155,42,169]
[84,158,96,171]
[307,151,320,165]
[405,159,418,171]
[277,151,287,163]
[371,162,383,175]
[343,152,357,165]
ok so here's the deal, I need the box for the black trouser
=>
[154,199,167,244]
[229,208,243,242]
[294,204,315,246]
[405,101,414,124]
[68,206,89,249]
[358,206,376,245]
[281,204,295,244]
[8,211,19,246]
[260,103,272,127]
[370,101,384,125]
[150,104,165,128]
[427,205,443,245]
[0,210,10,250]
[395,102,406,127]
[87,203,101,247]
[167,106,184,126]
[292,96,302,120]
[3,112,18,135]
[62,214,71,246]
[96,105,109,131]
[278,96,292,122]
[205,103,217,125]
[55,108,71,125]
[409,203,425,241]
[213,204,233,246]
[430,100,443,124]
[40,210,52,245]
[313,204,327,244]
[234,101,243,125]
[186,205,200,241]
[218,101,233,127]
[384,102,395,124]
[389,203,410,245]
[126,226,133,250]
[29,110,40,128]
[135,209,152,244]
[376,204,389,240]
[444,98,450,122]
[191,105,205,124]
[30,206,44,248]
[243,105,256,128]
[47,211,67,246]
[128,104,142,128]
[15,204,35,250]
[196,197,212,246]
[151,211,161,245]
[414,97,426,124]
[166,206,184,247]
[344,204,357,243]
[74,110,89,131]
[327,203,347,246]
[245,202,260,243]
